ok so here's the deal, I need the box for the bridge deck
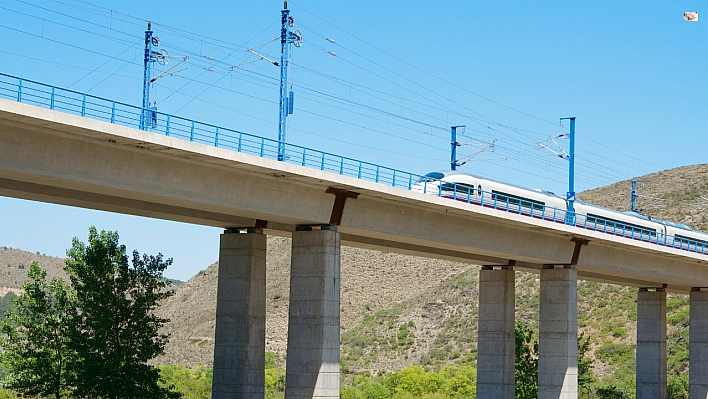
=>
[0,98,706,292]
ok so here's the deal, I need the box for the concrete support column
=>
[212,229,267,399]
[539,265,578,399]
[285,226,340,399]
[476,266,515,399]
[690,288,708,399]
[636,288,666,399]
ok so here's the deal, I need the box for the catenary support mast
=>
[141,22,154,131]
[450,125,464,171]
[560,117,576,222]
[277,2,301,161]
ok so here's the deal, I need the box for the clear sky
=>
[0,0,705,280]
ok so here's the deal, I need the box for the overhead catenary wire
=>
[160,19,279,106]
[67,41,141,89]
[0,50,140,81]
[163,74,452,153]
[289,0,567,129]
[11,0,139,41]
[300,36,653,183]
[5,0,660,191]
[286,9,660,180]
[152,82,447,162]
[0,23,142,68]
[156,58,639,188]
[30,2,652,184]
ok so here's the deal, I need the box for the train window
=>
[587,214,657,239]
[478,185,482,195]
[492,191,545,208]
[675,235,708,247]
[441,183,474,195]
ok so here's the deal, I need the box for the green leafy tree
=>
[0,292,18,323]
[384,366,442,396]
[437,365,476,397]
[159,365,212,399]
[515,321,538,399]
[65,227,179,399]
[1,262,76,399]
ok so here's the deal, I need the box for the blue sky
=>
[0,0,705,280]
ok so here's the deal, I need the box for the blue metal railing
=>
[0,72,705,256]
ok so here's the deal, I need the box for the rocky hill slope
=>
[154,237,470,367]
[0,246,67,291]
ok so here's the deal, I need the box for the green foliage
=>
[339,365,476,399]
[0,292,17,324]
[577,332,594,394]
[65,227,179,399]
[342,305,412,367]
[515,321,594,399]
[515,321,538,399]
[158,364,212,399]
[611,327,627,339]
[595,385,630,399]
[667,373,689,399]
[265,368,285,399]
[362,382,390,399]
[1,262,76,399]
[157,359,287,399]
[385,366,441,396]
[666,294,690,374]
[595,343,634,365]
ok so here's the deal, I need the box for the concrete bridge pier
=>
[212,229,267,399]
[539,265,578,399]
[285,225,341,399]
[636,288,666,399]
[476,265,515,399]
[690,288,708,399]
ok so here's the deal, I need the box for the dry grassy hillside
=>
[578,163,708,231]
[155,237,472,368]
[0,247,68,291]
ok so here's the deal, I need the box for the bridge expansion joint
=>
[224,219,269,234]
[224,227,263,234]
[640,283,667,292]
[542,264,576,270]
[481,260,516,270]
[295,224,337,232]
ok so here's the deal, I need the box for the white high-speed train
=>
[412,170,708,253]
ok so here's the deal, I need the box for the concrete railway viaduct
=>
[1,98,707,399]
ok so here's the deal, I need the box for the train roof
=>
[425,171,564,199]
[662,220,696,231]
[575,201,656,222]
